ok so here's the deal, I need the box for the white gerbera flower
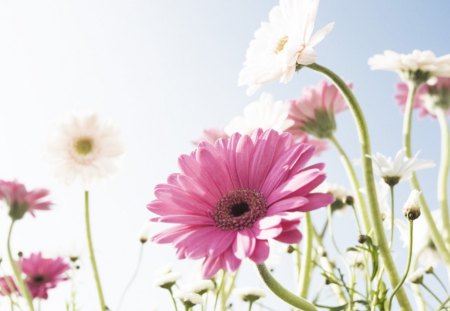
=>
[238,0,334,95]
[368,50,450,83]
[225,92,293,135]
[50,114,123,186]
[370,149,434,186]
[397,210,442,268]
[235,287,266,302]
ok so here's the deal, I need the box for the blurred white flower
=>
[174,291,203,306]
[370,149,434,186]
[139,222,151,244]
[397,210,442,268]
[182,280,214,295]
[50,113,123,186]
[403,190,421,221]
[235,287,266,302]
[368,50,450,83]
[376,180,391,228]
[225,93,293,135]
[408,267,426,284]
[318,182,352,213]
[154,268,181,289]
[238,0,334,95]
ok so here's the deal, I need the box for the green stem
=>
[299,213,313,298]
[436,108,450,246]
[329,134,370,233]
[84,191,106,310]
[327,207,342,256]
[117,244,144,311]
[168,288,179,311]
[411,254,427,311]
[402,82,450,265]
[214,270,226,311]
[389,185,395,247]
[308,63,412,310]
[6,221,35,311]
[431,272,449,295]
[248,301,254,311]
[223,270,239,304]
[435,295,450,311]
[421,283,442,304]
[256,264,317,311]
[388,220,414,309]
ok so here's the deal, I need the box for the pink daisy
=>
[396,77,450,118]
[148,129,333,278]
[0,276,18,296]
[0,180,51,220]
[21,253,70,299]
[288,80,349,139]
[192,128,228,146]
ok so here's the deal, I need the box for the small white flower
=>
[50,113,123,186]
[174,291,203,306]
[182,280,214,295]
[139,222,151,244]
[235,287,266,302]
[154,271,181,289]
[368,50,450,83]
[397,210,442,268]
[403,190,421,221]
[225,93,293,135]
[408,267,426,284]
[370,149,434,186]
[239,0,334,95]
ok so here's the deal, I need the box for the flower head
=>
[182,280,214,295]
[175,291,203,308]
[154,268,181,290]
[0,180,51,220]
[288,80,349,139]
[235,287,266,303]
[238,0,334,95]
[21,252,70,299]
[408,268,425,284]
[403,190,421,221]
[225,93,293,136]
[192,128,228,146]
[368,50,450,84]
[319,182,352,213]
[396,78,450,117]
[370,150,434,186]
[148,130,333,278]
[50,114,123,186]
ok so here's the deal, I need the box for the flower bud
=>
[403,190,421,221]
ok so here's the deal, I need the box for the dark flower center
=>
[213,189,267,231]
[32,275,45,283]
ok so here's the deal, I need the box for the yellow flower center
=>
[274,36,289,54]
[74,138,94,155]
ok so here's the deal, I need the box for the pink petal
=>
[249,240,270,263]
[275,229,303,244]
[232,229,256,260]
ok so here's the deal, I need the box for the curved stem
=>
[435,295,450,311]
[7,221,35,311]
[85,191,107,310]
[117,244,144,311]
[308,63,412,310]
[329,134,370,233]
[299,213,313,298]
[168,288,179,311]
[388,220,414,310]
[436,108,450,246]
[421,283,442,304]
[411,253,427,311]
[256,263,317,311]
[402,82,450,265]
[389,185,395,247]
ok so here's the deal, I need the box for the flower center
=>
[274,36,289,54]
[32,275,45,283]
[213,189,267,230]
[74,137,93,155]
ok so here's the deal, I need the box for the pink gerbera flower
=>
[148,129,333,278]
[396,77,450,118]
[0,276,18,296]
[21,253,70,299]
[0,180,51,220]
[288,80,349,139]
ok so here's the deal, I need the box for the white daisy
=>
[174,291,203,306]
[154,271,181,289]
[50,113,123,186]
[182,280,214,295]
[370,149,434,186]
[368,50,450,83]
[225,92,293,135]
[403,190,421,221]
[397,210,442,268]
[235,287,266,302]
[238,0,334,95]
[139,222,151,244]
[408,267,426,284]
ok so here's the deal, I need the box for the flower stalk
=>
[6,221,35,311]
[256,263,317,311]
[403,82,450,265]
[299,213,314,298]
[307,63,412,310]
[84,191,107,310]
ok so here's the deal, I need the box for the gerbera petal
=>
[275,229,303,244]
[249,240,270,263]
[232,229,256,260]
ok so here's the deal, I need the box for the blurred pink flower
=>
[288,80,349,139]
[148,129,333,278]
[0,180,51,220]
[0,276,18,296]
[21,253,70,300]
[192,128,228,146]
[296,135,328,156]
[396,78,450,118]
